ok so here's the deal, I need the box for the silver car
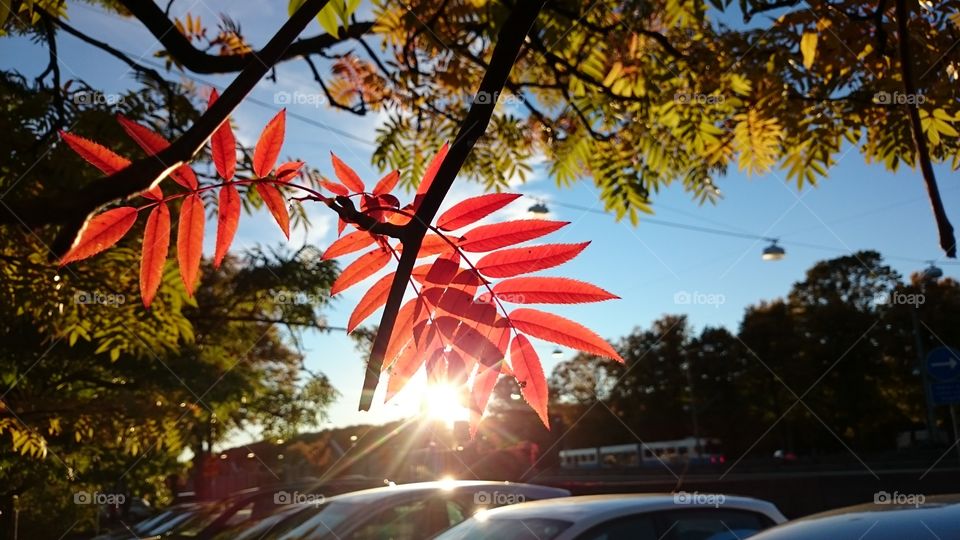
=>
[435,493,787,540]
[749,494,960,540]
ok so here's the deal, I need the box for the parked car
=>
[749,494,960,539]
[213,480,571,540]
[91,503,211,540]
[435,493,787,540]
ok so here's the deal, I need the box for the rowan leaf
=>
[470,362,501,437]
[415,142,449,201]
[383,299,419,371]
[253,109,286,177]
[436,193,521,231]
[321,179,350,197]
[510,334,549,428]
[60,131,130,175]
[476,242,590,278]
[255,183,289,238]
[208,90,237,180]
[509,308,623,362]
[386,341,422,402]
[490,277,618,304]
[348,272,394,333]
[330,152,365,192]
[373,169,399,195]
[177,194,205,296]
[330,247,391,295]
[416,234,454,258]
[800,31,818,69]
[214,183,240,268]
[423,254,460,285]
[276,161,304,182]
[323,230,377,260]
[140,203,170,308]
[60,207,139,265]
[459,220,568,252]
[116,115,197,189]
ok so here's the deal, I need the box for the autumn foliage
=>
[58,91,622,432]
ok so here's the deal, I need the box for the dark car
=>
[214,480,571,540]
[749,494,960,540]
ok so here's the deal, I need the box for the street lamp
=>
[762,240,785,261]
[527,202,550,219]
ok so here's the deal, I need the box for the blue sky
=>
[3,1,959,441]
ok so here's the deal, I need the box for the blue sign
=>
[926,347,960,382]
[932,381,960,405]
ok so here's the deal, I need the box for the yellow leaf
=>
[800,31,818,69]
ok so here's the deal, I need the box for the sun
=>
[423,383,469,428]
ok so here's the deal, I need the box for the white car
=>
[435,493,787,540]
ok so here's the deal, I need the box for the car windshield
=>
[435,517,573,540]
[239,501,355,540]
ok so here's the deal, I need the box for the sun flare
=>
[423,383,469,427]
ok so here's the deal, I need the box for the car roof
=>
[318,480,569,505]
[750,495,960,539]
[476,493,785,523]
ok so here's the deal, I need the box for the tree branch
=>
[358,0,548,411]
[117,0,373,74]
[894,0,956,257]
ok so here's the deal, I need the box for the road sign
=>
[932,381,960,405]
[926,347,960,382]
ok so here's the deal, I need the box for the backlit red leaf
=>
[459,220,568,252]
[386,342,423,403]
[322,179,350,197]
[476,242,590,278]
[510,334,549,428]
[60,131,130,175]
[177,194,205,296]
[330,153,365,193]
[373,170,399,195]
[491,277,618,304]
[253,109,285,177]
[276,161,304,182]
[348,272,394,333]
[330,247,391,295]
[415,142,449,202]
[255,183,289,238]
[383,299,418,371]
[509,308,623,362]
[423,254,460,285]
[140,203,170,308]
[214,183,240,268]
[60,207,139,265]
[322,230,377,260]
[470,362,501,437]
[436,193,521,231]
[116,116,197,189]
[208,89,237,181]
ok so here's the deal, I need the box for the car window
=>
[446,500,466,526]
[576,513,659,540]
[656,509,773,540]
[346,498,429,540]
[436,517,573,540]
[273,502,354,540]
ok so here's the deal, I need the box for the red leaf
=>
[330,153,365,193]
[177,194,205,296]
[214,184,240,268]
[330,247,391,295]
[470,362,501,437]
[140,203,170,308]
[116,116,197,189]
[253,109,285,177]
[276,161,304,182]
[60,131,130,174]
[386,342,423,403]
[60,207,138,265]
[383,299,418,371]
[490,277,618,304]
[459,220,568,252]
[373,170,399,195]
[322,230,376,260]
[322,180,350,197]
[348,272,394,333]
[208,90,237,180]
[423,254,460,285]
[414,143,449,204]
[337,217,347,236]
[255,183,289,238]
[509,308,623,362]
[436,193,521,231]
[476,242,590,278]
[510,334,549,428]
